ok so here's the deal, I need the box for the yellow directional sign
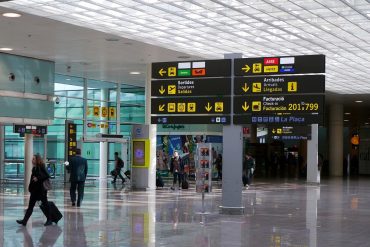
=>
[205,102,213,112]
[159,68,167,76]
[287,81,297,92]
[252,82,262,93]
[242,102,249,111]
[101,107,108,118]
[242,83,249,93]
[168,67,176,77]
[215,102,224,112]
[272,129,276,134]
[188,102,196,112]
[242,64,250,73]
[253,63,262,73]
[168,85,176,94]
[252,101,261,111]
[109,107,116,118]
[277,128,282,134]
[177,103,186,112]
[168,103,176,112]
[93,106,100,117]
[159,85,165,94]
[159,104,165,112]
[264,65,278,73]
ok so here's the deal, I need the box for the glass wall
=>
[3,74,145,178]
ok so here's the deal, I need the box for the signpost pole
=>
[220,53,244,215]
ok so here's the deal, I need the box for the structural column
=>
[307,124,319,183]
[24,134,33,194]
[221,53,244,214]
[329,104,343,177]
[146,64,156,190]
[99,89,109,180]
[0,124,4,180]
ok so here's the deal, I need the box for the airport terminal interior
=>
[0,0,370,246]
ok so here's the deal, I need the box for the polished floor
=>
[0,178,369,247]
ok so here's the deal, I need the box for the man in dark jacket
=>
[111,152,125,184]
[68,148,88,207]
[242,153,256,187]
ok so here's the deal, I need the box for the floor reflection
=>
[1,179,370,246]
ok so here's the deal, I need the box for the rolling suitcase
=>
[182,179,189,189]
[40,201,63,224]
[156,174,164,188]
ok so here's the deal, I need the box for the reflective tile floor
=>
[0,178,369,247]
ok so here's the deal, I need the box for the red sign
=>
[192,68,206,76]
[264,58,279,65]
[243,127,250,135]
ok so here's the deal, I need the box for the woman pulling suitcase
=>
[16,154,53,226]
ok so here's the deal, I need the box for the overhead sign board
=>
[233,114,323,125]
[234,75,325,95]
[234,95,324,115]
[152,97,230,115]
[14,124,47,135]
[269,126,312,140]
[151,78,231,97]
[152,59,231,79]
[152,115,230,124]
[234,55,325,76]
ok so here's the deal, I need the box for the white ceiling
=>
[0,5,198,86]
[1,0,369,94]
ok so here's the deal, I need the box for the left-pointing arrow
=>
[159,104,165,111]
[159,85,166,94]
[159,68,167,76]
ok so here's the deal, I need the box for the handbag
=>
[43,179,52,190]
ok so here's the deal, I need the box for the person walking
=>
[242,152,256,188]
[214,154,222,180]
[17,154,52,226]
[170,151,183,190]
[111,152,125,184]
[68,148,88,207]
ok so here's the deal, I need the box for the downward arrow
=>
[242,102,249,111]
[242,83,249,93]
[205,102,213,112]
[159,85,165,94]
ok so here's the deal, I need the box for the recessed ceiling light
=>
[0,47,13,51]
[365,122,369,125]
[344,119,349,122]
[344,112,351,115]
[355,100,363,103]
[66,78,71,81]
[130,72,141,75]
[2,13,21,18]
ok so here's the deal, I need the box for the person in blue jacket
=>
[68,148,88,207]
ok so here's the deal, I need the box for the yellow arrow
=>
[159,104,165,112]
[272,129,276,134]
[242,102,249,111]
[242,83,249,92]
[205,102,213,112]
[159,68,167,76]
[242,64,250,73]
[159,85,165,94]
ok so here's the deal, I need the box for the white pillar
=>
[0,124,4,179]
[24,134,33,195]
[307,124,319,183]
[306,186,319,247]
[145,64,156,190]
[99,89,108,180]
[329,104,343,177]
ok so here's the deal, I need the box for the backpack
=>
[118,158,124,169]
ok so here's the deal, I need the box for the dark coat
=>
[28,166,50,199]
[69,155,88,182]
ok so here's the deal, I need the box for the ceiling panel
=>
[0,0,370,94]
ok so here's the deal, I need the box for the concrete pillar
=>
[220,53,244,214]
[329,104,343,177]
[99,89,108,180]
[306,186,320,247]
[307,124,319,183]
[146,64,156,190]
[0,124,4,179]
[24,134,33,195]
